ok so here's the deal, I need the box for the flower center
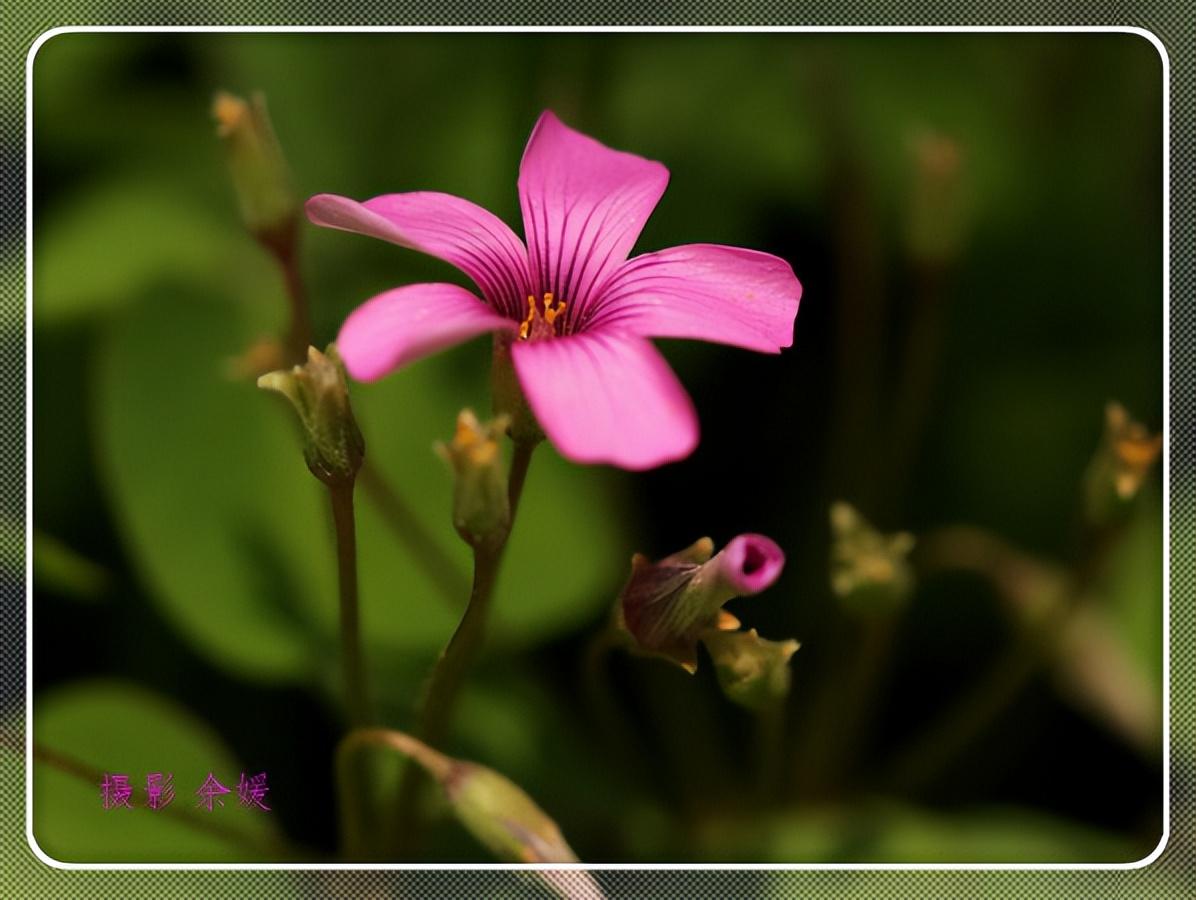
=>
[518,292,567,341]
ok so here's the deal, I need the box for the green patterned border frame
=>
[8,8,1190,899]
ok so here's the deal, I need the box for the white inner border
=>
[24,25,1172,873]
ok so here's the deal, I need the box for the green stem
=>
[583,626,645,784]
[359,460,469,608]
[336,728,454,860]
[393,439,537,854]
[330,482,370,728]
[754,701,785,802]
[273,240,314,366]
[883,261,949,515]
[886,523,1107,794]
[506,439,535,521]
[417,542,504,747]
[886,625,1057,794]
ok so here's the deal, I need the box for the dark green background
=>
[28,31,1164,868]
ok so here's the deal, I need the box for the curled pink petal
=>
[510,331,697,470]
[337,282,515,382]
[518,111,669,320]
[585,244,801,352]
[307,192,531,317]
[715,534,786,596]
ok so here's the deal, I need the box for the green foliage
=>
[31,681,280,863]
[94,288,622,684]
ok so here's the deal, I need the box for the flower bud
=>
[701,628,800,711]
[829,502,915,617]
[258,345,364,486]
[377,729,579,864]
[444,762,579,864]
[1083,401,1162,525]
[617,534,785,672]
[212,90,299,253]
[436,410,511,548]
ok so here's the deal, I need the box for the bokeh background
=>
[29,32,1163,864]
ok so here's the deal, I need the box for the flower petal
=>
[583,244,802,352]
[716,534,787,596]
[518,111,669,319]
[511,331,697,470]
[307,192,531,318]
[337,283,515,382]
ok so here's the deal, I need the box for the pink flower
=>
[307,111,802,469]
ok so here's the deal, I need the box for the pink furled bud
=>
[617,534,786,673]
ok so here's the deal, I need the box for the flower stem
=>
[753,701,785,801]
[272,240,314,366]
[329,483,370,728]
[336,727,453,860]
[358,460,469,609]
[506,439,535,520]
[393,439,537,854]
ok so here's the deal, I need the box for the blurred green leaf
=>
[34,178,277,326]
[33,529,110,601]
[32,680,280,862]
[94,288,623,684]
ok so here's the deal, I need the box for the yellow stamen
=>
[518,292,567,341]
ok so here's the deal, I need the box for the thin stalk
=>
[393,439,537,854]
[885,519,1119,795]
[506,439,535,520]
[272,240,314,366]
[329,483,370,728]
[583,626,644,783]
[886,618,1062,794]
[883,262,949,515]
[417,544,504,747]
[793,614,896,801]
[335,728,453,860]
[359,461,469,608]
[754,701,785,801]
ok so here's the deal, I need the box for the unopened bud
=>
[618,534,785,672]
[829,502,915,617]
[212,90,299,252]
[1083,401,1161,524]
[445,762,579,864]
[701,628,800,711]
[377,730,579,864]
[436,410,511,548]
[258,344,364,486]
